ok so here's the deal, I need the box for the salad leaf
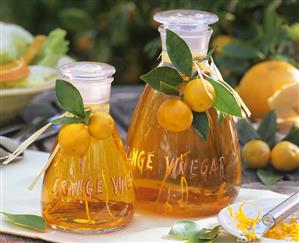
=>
[32,28,69,67]
[0,22,33,64]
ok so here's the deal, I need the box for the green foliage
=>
[1,0,298,84]
[192,112,209,141]
[257,168,284,185]
[0,212,46,232]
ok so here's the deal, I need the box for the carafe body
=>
[126,10,241,217]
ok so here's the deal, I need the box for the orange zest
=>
[0,59,30,83]
[229,202,299,241]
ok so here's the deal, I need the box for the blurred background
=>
[1,0,299,87]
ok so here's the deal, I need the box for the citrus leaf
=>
[198,225,221,240]
[51,117,85,125]
[257,168,284,185]
[160,81,180,96]
[260,0,282,54]
[217,111,226,123]
[205,77,242,117]
[1,212,46,231]
[83,109,92,124]
[59,8,92,32]
[237,119,261,145]
[140,66,183,91]
[55,79,85,119]
[283,126,299,146]
[215,56,250,74]
[222,41,259,59]
[257,110,277,148]
[192,112,209,141]
[168,220,198,240]
[166,29,193,76]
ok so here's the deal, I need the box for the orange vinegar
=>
[42,126,135,231]
[41,61,135,233]
[126,14,242,217]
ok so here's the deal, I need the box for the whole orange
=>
[157,99,193,132]
[237,60,299,119]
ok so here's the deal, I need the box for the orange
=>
[241,140,270,169]
[88,112,114,140]
[23,35,46,63]
[237,60,299,119]
[157,99,193,132]
[0,59,30,83]
[183,78,215,112]
[212,35,234,55]
[58,123,90,156]
[271,141,299,172]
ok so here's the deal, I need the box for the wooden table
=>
[1,85,298,242]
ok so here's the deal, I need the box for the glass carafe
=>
[126,10,241,217]
[41,62,135,233]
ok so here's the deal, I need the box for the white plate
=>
[218,198,298,243]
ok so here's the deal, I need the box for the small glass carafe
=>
[126,10,241,217]
[41,62,135,233]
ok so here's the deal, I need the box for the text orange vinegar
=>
[126,10,241,217]
[41,62,135,233]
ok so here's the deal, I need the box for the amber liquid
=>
[126,61,241,217]
[42,112,135,232]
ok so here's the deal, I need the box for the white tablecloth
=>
[0,150,287,243]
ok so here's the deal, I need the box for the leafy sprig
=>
[51,79,91,125]
[141,29,247,140]
[168,220,221,243]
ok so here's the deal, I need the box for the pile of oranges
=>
[242,140,299,172]
[157,78,215,132]
[58,112,114,156]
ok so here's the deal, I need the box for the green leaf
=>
[55,79,85,119]
[257,110,277,148]
[140,67,183,91]
[51,117,85,125]
[59,8,92,32]
[198,225,221,240]
[1,212,46,231]
[221,41,260,59]
[237,119,261,145]
[260,0,282,54]
[257,168,284,185]
[217,111,226,123]
[160,81,180,96]
[166,29,193,76]
[205,77,242,117]
[192,112,209,141]
[283,126,299,146]
[215,56,250,74]
[205,47,216,61]
[169,220,198,240]
[83,109,92,124]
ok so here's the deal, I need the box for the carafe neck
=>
[159,27,212,63]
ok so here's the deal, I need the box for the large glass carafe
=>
[41,62,135,233]
[126,10,241,217]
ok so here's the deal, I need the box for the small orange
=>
[241,140,270,169]
[88,112,114,140]
[271,141,299,172]
[58,123,90,156]
[212,35,234,55]
[183,78,215,112]
[157,99,193,132]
